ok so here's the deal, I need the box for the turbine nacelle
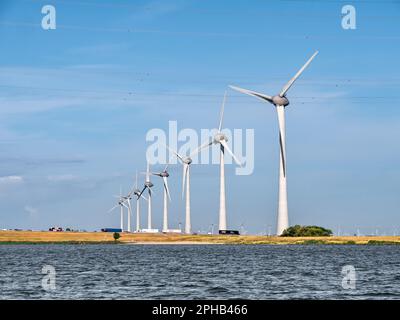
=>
[272,95,289,107]
[145,181,154,188]
[160,171,169,178]
[183,157,192,165]
[213,132,228,144]
[153,170,169,178]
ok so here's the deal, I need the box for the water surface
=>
[0,244,399,299]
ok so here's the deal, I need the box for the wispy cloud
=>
[47,174,81,182]
[130,0,187,22]
[0,175,23,184]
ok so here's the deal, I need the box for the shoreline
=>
[1,231,400,245]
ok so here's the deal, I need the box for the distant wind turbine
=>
[109,187,129,231]
[150,165,171,232]
[230,51,319,235]
[131,171,147,232]
[139,162,154,229]
[122,191,133,233]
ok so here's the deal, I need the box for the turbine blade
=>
[182,163,188,199]
[138,186,147,198]
[163,177,171,202]
[276,109,287,177]
[218,91,227,132]
[229,85,273,104]
[148,187,154,196]
[163,163,169,172]
[150,172,161,177]
[220,140,242,167]
[129,172,138,197]
[108,205,119,213]
[165,144,184,163]
[139,193,148,201]
[279,50,319,97]
[190,139,213,157]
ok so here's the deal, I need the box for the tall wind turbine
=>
[229,51,319,235]
[198,92,242,232]
[150,165,171,232]
[165,144,205,234]
[139,162,154,229]
[109,188,129,231]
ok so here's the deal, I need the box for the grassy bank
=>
[1,231,400,245]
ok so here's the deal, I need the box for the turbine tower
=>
[150,165,171,233]
[199,92,242,231]
[230,51,319,235]
[139,162,154,229]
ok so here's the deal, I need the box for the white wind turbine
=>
[131,171,147,232]
[108,188,129,231]
[149,165,171,233]
[122,192,133,233]
[124,172,148,233]
[139,162,154,229]
[165,143,207,234]
[229,50,319,235]
[197,92,242,232]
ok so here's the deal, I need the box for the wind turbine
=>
[139,162,154,229]
[109,188,129,231]
[197,91,242,232]
[122,191,133,233]
[165,143,206,234]
[229,51,319,235]
[150,165,171,233]
[131,171,147,232]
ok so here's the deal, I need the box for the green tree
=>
[281,225,332,237]
[113,232,121,242]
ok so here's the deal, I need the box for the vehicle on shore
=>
[101,228,123,233]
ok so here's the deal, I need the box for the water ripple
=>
[0,244,399,299]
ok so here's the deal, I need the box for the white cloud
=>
[47,174,80,182]
[0,175,23,184]
[130,0,186,21]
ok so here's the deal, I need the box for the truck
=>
[219,229,240,235]
[101,228,122,233]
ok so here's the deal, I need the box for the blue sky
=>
[0,0,399,235]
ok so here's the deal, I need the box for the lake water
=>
[0,244,399,299]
